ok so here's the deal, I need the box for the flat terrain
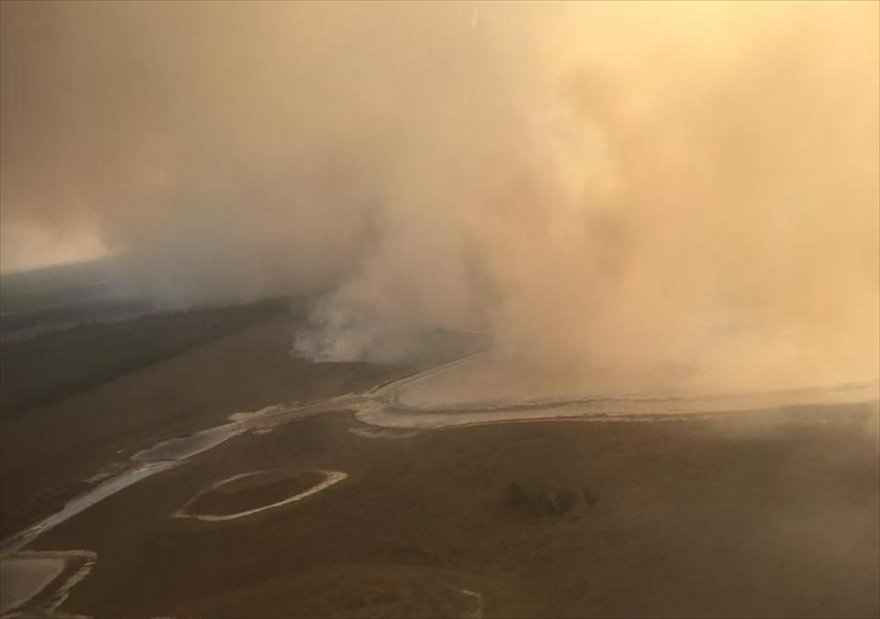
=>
[26,404,880,618]
[0,306,398,538]
[0,301,284,419]
[183,470,328,517]
[1,299,878,617]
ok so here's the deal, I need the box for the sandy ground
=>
[0,555,65,613]
[1,306,878,617]
[391,352,880,415]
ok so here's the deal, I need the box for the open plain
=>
[1,299,877,618]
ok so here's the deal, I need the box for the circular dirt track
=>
[174,469,348,522]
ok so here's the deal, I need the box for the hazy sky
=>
[1,1,878,389]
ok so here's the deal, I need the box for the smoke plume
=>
[2,2,878,391]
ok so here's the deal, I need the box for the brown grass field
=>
[1,305,877,618]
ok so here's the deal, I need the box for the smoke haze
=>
[2,2,878,392]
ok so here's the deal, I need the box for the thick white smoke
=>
[2,2,878,392]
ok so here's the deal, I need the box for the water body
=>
[132,424,247,462]
[2,348,874,615]
[0,463,173,556]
